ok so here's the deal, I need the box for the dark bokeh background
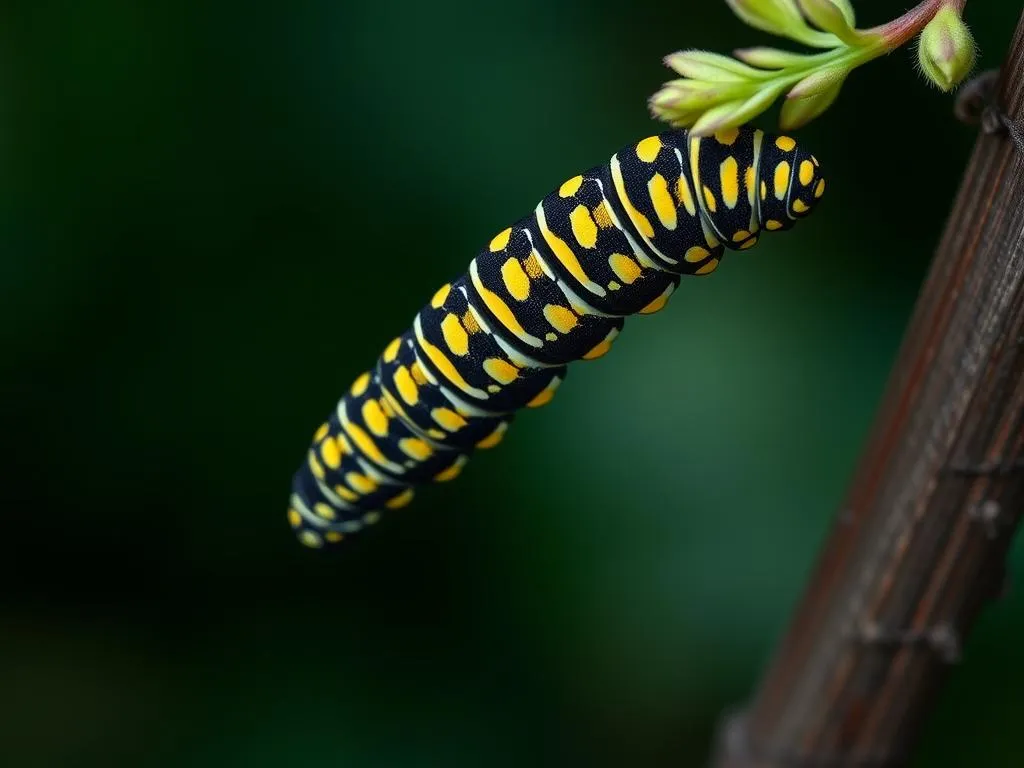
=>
[3,1,1022,765]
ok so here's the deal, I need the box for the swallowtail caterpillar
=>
[287,126,825,548]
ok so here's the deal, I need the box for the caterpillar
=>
[287,125,825,548]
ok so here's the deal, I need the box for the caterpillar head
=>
[757,135,825,234]
[688,127,823,251]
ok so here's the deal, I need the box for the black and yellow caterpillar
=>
[287,126,825,548]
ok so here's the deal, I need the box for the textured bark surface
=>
[714,13,1024,768]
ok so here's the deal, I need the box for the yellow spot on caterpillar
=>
[538,217,600,290]
[427,428,445,440]
[483,357,519,385]
[314,502,336,521]
[351,372,370,396]
[410,362,428,385]
[362,399,389,437]
[544,304,578,333]
[744,165,754,197]
[608,281,620,290]
[527,382,558,408]
[639,293,669,315]
[345,423,389,467]
[383,337,401,363]
[313,422,329,442]
[434,455,467,482]
[792,199,809,213]
[609,253,641,284]
[732,230,750,242]
[440,313,469,356]
[715,127,739,145]
[774,161,790,200]
[393,365,419,405]
[569,204,598,248]
[489,227,512,251]
[418,335,481,397]
[799,160,814,186]
[739,237,759,250]
[432,407,467,431]
[766,219,783,230]
[287,508,301,528]
[299,531,323,549]
[696,258,720,274]
[719,157,739,209]
[386,488,415,509]
[583,335,615,360]
[544,332,557,342]
[610,158,655,239]
[308,451,325,480]
[399,437,432,461]
[775,136,796,151]
[685,246,710,263]
[648,173,677,229]
[523,252,544,278]
[675,175,696,215]
[462,309,480,333]
[320,436,342,469]
[476,422,508,449]
[474,274,539,345]
[592,201,613,229]
[559,175,583,197]
[636,136,662,162]
[346,471,377,494]
[487,384,500,393]
[760,181,767,200]
[381,391,408,423]
[325,532,343,543]
[430,283,450,308]
[703,185,717,213]
[815,179,826,198]
[334,484,359,503]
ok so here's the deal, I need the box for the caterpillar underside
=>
[288,126,825,548]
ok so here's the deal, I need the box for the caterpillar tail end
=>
[287,502,347,549]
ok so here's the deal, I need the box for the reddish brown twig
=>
[713,11,1024,768]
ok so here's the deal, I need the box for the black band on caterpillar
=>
[287,126,825,548]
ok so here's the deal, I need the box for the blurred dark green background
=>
[3,1,1022,766]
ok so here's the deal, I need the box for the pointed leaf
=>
[690,81,789,135]
[665,53,747,82]
[665,50,775,81]
[727,0,839,48]
[689,100,746,136]
[649,79,756,123]
[830,0,856,28]
[725,0,803,36]
[780,75,845,129]
[797,0,862,45]
[733,46,816,69]
[787,63,850,98]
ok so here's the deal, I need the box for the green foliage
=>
[651,0,976,135]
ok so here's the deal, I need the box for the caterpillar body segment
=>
[288,126,825,547]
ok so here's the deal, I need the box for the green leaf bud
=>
[917,5,977,92]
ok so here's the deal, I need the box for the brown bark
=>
[714,13,1024,768]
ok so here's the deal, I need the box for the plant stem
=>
[712,7,1024,767]
[869,0,966,50]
